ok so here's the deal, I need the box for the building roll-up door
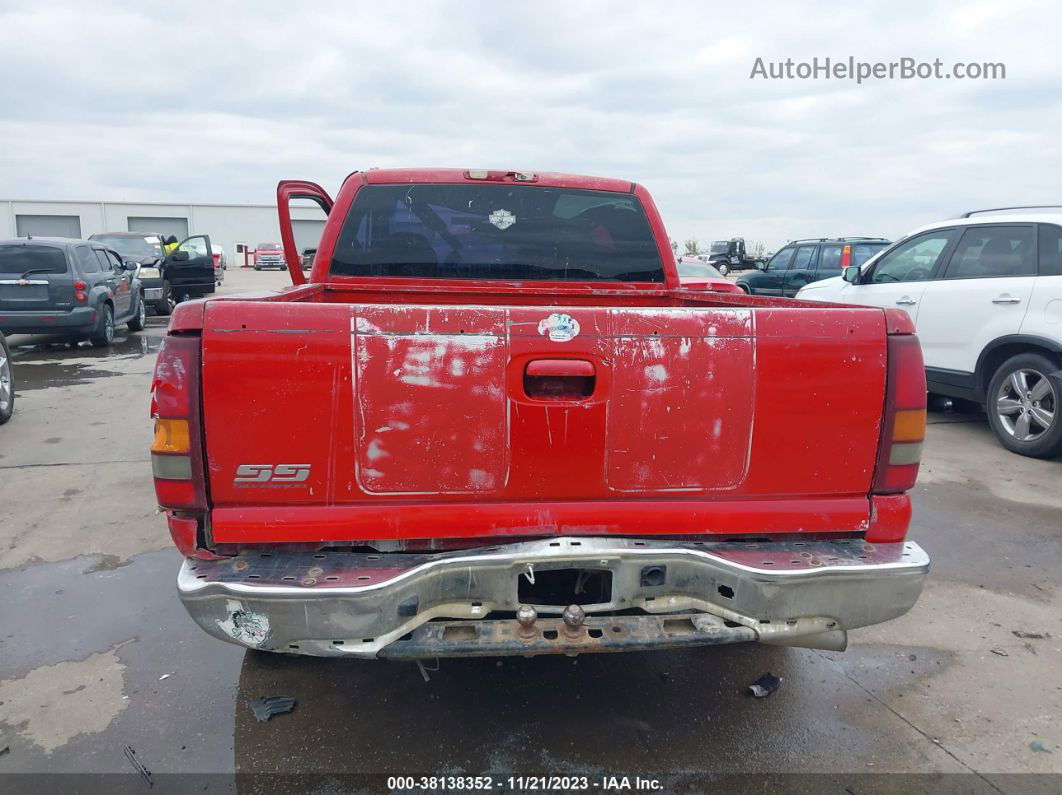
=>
[292,219,326,252]
[128,216,189,241]
[15,214,83,239]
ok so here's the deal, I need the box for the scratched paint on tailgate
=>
[606,308,755,491]
[352,306,509,494]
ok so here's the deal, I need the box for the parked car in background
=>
[89,232,168,313]
[0,238,146,346]
[675,256,742,293]
[798,209,1062,458]
[704,238,764,275]
[0,330,13,424]
[737,237,891,297]
[211,245,225,285]
[89,231,216,314]
[301,247,316,271]
[253,242,286,270]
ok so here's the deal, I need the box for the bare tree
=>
[749,241,766,258]
[669,238,679,254]
[683,237,700,256]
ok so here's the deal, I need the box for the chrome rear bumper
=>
[177,537,929,658]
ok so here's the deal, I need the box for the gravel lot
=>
[1,266,1059,791]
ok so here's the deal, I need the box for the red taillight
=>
[151,335,207,515]
[840,244,852,268]
[872,334,927,494]
[212,253,220,266]
[166,514,199,557]
[75,291,87,302]
[74,279,86,290]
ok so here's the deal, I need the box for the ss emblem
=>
[234,464,311,485]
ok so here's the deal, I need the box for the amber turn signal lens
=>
[152,418,191,454]
[892,409,926,443]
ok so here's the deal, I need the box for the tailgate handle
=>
[523,359,596,400]
[526,359,595,377]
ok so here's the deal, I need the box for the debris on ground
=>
[248,695,297,722]
[158,673,173,681]
[748,673,782,698]
[1030,741,1051,753]
[1013,630,1048,640]
[122,744,153,787]
[990,648,1008,657]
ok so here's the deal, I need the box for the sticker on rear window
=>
[538,313,580,342]
[489,209,516,230]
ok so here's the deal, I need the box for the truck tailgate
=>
[200,299,887,543]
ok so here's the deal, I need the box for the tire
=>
[0,334,14,425]
[254,264,261,271]
[717,263,730,276]
[155,282,174,316]
[985,352,1062,459]
[89,303,115,348]
[128,292,147,331]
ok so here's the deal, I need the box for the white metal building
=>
[0,199,328,265]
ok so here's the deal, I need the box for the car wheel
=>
[128,292,147,331]
[254,264,261,271]
[156,282,174,316]
[717,263,730,276]
[0,334,14,425]
[986,352,1062,459]
[89,303,115,348]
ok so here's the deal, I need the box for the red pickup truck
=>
[152,168,929,659]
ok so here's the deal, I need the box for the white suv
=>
[797,208,1062,459]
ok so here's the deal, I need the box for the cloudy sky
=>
[1,0,1059,249]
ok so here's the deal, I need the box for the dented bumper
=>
[177,537,929,658]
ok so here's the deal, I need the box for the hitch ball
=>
[516,603,538,638]
[562,603,585,636]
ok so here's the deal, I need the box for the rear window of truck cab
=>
[329,184,666,282]
[0,244,69,275]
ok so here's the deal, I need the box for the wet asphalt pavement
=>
[0,268,1059,792]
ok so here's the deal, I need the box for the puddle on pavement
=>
[12,333,163,362]
[9,332,162,391]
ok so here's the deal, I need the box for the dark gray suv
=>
[0,238,147,347]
